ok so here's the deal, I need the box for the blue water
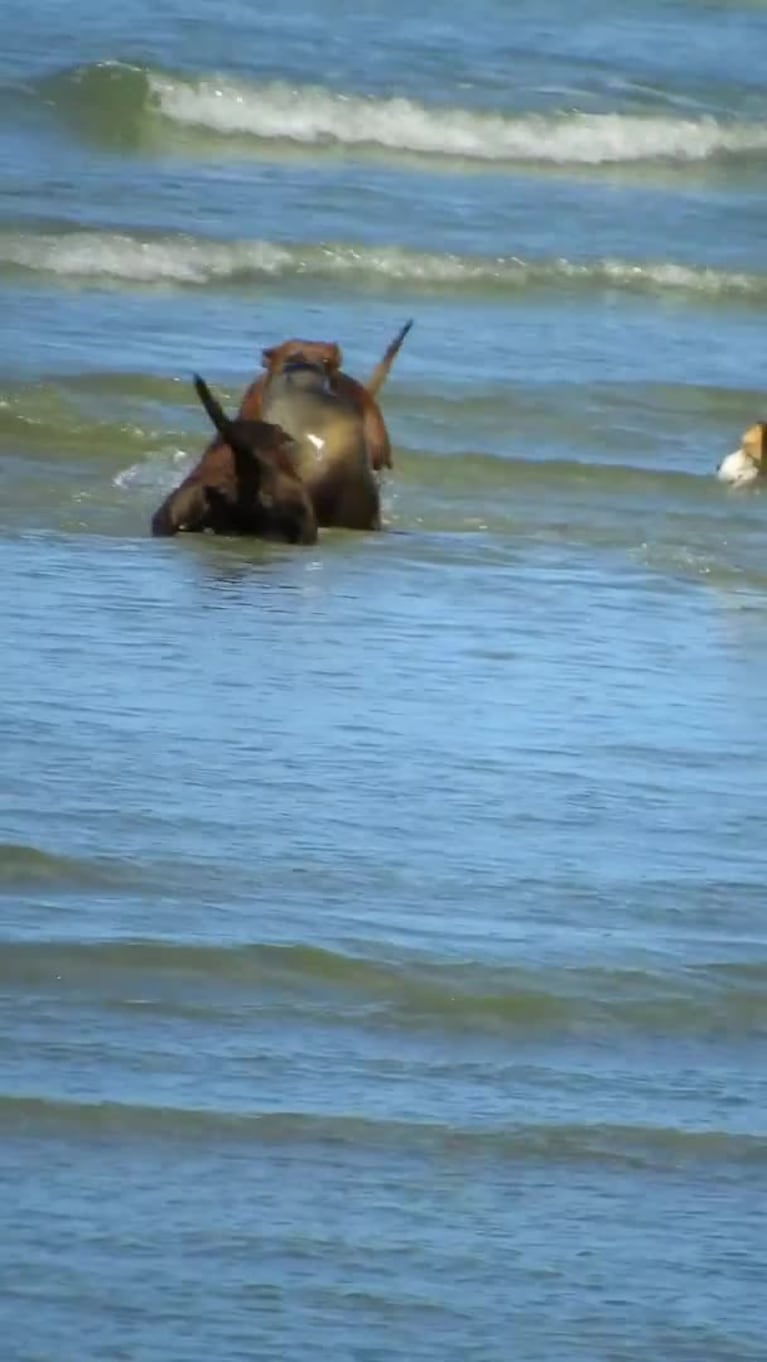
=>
[1,1,767,1358]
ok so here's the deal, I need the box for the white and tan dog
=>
[717,422,767,487]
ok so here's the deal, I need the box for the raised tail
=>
[365,320,413,398]
[192,373,260,493]
[193,373,233,442]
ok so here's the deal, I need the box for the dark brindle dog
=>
[151,375,317,543]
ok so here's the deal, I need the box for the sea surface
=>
[2,1,767,1358]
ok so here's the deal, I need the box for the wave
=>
[29,61,767,168]
[116,449,728,536]
[0,381,185,475]
[0,373,733,519]
[0,399,713,505]
[1,938,765,1036]
[1,225,764,301]
[2,1093,763,1167]
[150,79,767,165]
[0,843,138,890]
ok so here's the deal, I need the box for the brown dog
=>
[235,321,412,530]
[716,422,767,488]
[151,375,317,542]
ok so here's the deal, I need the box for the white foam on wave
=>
[114,448,192,491]
[552,258,758,296]
[1,231,294,285]
[0,229,761,299]
[148,73,767,164]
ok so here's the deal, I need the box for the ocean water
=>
[2,1,767,1358]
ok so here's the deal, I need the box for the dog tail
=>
[366,320,413,398]
[193,374,233,442]
[193,373,261,493]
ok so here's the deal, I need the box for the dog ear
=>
[325,343,343,373]
[742,422,767,471]
[261,346,276,369]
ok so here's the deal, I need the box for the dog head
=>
[261,339,343,379]
[193,375,317,543]
[717,422,767,488]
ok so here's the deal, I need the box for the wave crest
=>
[0,842,137,889]
[3,1094,764,1167]
[2,939,765,1037]
[148,73,767,165]
[0,227,762,300]
[33,62,767,167]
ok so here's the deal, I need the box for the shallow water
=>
[1,2,766,1359]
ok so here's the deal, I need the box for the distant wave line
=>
[2,1093,764,1167]
[1,938,764,1037]
[0,227,762,300]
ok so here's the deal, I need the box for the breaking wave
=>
[1,225,764,300]
[150,75,767,164]
[31,61,767,167]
